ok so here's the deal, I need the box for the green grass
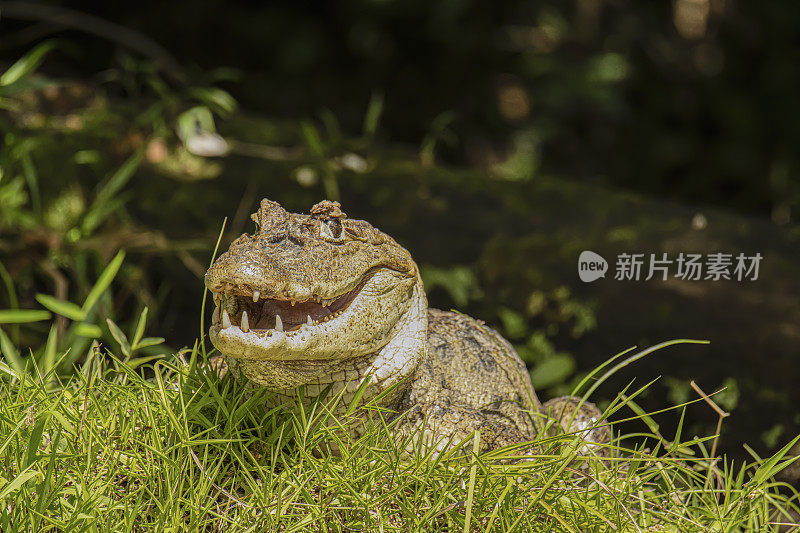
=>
[1,339,799,532]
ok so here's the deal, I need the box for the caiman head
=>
[205,199,425,377]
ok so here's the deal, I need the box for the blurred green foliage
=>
[13,0,792,220]
[0,43,237,377]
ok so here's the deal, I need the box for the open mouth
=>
[210,275,369,336]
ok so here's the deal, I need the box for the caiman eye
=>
[320,219,343,241]
[329,219,342,238]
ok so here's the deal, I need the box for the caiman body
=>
[205,199,610,453]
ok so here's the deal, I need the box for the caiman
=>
[204,199,611,454]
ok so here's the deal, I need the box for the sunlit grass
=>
[1,340,798,532]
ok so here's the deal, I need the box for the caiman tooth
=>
[222,309,231,329]
[241,310,249,332]
[252,290,260,303]
[307,315,313,325]
[275,314,284,332]
[290,300,296,306]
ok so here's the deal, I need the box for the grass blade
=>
[81,250,125,314]
[0,309,51,324]
[35,294,85,321]
[0,327,24,375]
[132,307,148,349]
[0,40,57,86]
[463,431,480,533]
[106,319,131,357]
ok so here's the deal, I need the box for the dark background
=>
[2,0,799,464]
[21,0,799,216]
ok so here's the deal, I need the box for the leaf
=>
[97,151,143,205]
[81,340,102,379]
[419,265,482,307]
[318,108,341,143]
[25,413,50,468]
[74,323,102,338]
[0,359,15,378]
[188,88,238,114]
[420,111,457,166]
[0,327,24,375]
[35,294,85,321]
[752,433,800,485]
[81,250,125,314]
[497,307,528,340]
[177,106,216,139]
[0,40,57,86]
[589,53,629,83]
[41,324,58,377]
[526,331,557,360]
[0,309,51,324]
[106,319,130,356]
[301,121,326,157]
[132,308,148,348]
[0,418,23,457]
[20,151,41,215]
[135,337,165,349]
[0,261,18,311]
[82,195,128,235]
[125,354,164,370]
[363,92,384,138]
[0,466,40,501]
[531,353,576,389]
[345,375,372,416]
[620,395,661,436]
[83,152,143,233]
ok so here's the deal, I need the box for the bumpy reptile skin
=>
[205,199,611,453]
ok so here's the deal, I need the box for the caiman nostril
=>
[265,230,304,246]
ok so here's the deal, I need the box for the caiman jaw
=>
[209,272,371,336]
[207,268,418,362]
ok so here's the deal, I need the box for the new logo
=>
[578,251,608,282]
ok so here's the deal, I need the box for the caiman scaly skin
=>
[205,199,611,454]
